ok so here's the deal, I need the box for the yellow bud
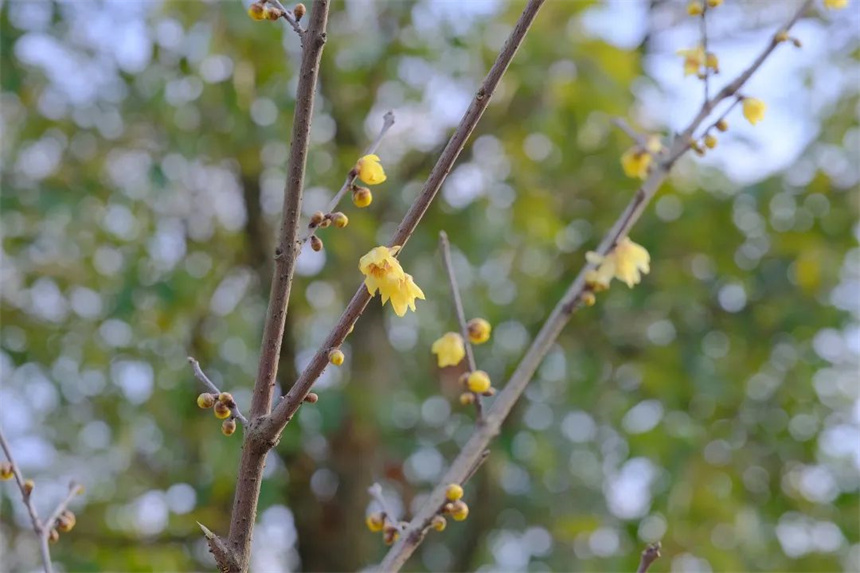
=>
[581,291,596,307]
[716,119,729,132]
[221,418,237,436]
[331,212,349,228]
[248,3,267,21]
[366,512,385,532]
[56,511,76,533]
[431,515,447,532]
[318,216,331,229]
[707,0,722,6]
[0,462,12,481]
[459,392,475,406]
[310,235,323,252]
[352,187,373,208]
[705,52,719,72]
[266,6,284,20]
[704,134,718,149]
[218,392,234,405]
[214,402,231,419]
[690,140,705,156]
[329,349,345,366]
[466,371,491,394]
[775,31,789,43]
[687,2,703,16]
[294,2,306,20]
[197,393,216,409]
[48,528,59,544]
[466,318,492,345]
[23,479,34,495]
[450,500,469,521]
[383,526,400,545]
[445,484,464,501]
[310,211,325,226]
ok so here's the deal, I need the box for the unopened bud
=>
[221,418,237,436]
[704,134,718,149]
[450,500,469,521]
[294,3,306,21]
[383,524,400,545]
[48,528,60,544]
[197,393,216,409]
[352,187,372,208]
[581,291,596,307]
[716,119,729,132]
[331,212,349,228]
[310,211,325,226]
[0,462,12,481]
[218,392,234,405]
[775,31,789,43]
[707,0,723,6]
[23,479,34,495]
[214,402,231,419]
[366,511,385,532]
[431,515,447,532]
[687,1,703,16]
[266,6,284,20]
[459,392,475,406]
[328,349,345,366]
[791,37,802,48]
[445,484,464,501]
[318,216,332,229]
[310,235,323,252]
[304,392,319,403]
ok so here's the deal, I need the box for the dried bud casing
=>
[318,216,332,228]
[294,3,306,21]
[310,235,323,252]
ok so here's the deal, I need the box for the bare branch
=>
[612,117,649,148]
[701,2,711,105]
[637,542,662,573]
[262,0,548,443]
[377,2,812,570]
[42,482,82,540]
[299,111,396,248]
[267,0,305,38]
[438,231,482,420]
[187,357,249,426]
[199,521,239,571]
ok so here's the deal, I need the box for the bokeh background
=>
[1,0,859,571]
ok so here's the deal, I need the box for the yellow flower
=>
[585,237,651,289]
[359,246,424,316]
[466,318,491,344]
[621,147,652,179]
[742,98,766,125]
[705,52,719,72]
[824,0,848,9]
[355,154,386,185]
[466,370,491,394]
[431,333,466,367]
[677,46,705,76]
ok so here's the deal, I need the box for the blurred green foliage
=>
[1,1,858,572]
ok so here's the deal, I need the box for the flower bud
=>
[248,2,267,20]
[214,402,231,419]
[294,3,306,20]
[450,500,469,521]
[56,511,76,533]
[687,2,703,16]
[24,479,34,495]
[310,211,325,226]
[48,528,60,544]
[221,418,237,436]
[0,462,12,481]
[716,119,729,132]
[707,0,723,6]
[775,31,789,43]
[459,392,475,406]
[482,387,496,397]
[445,484,464,501]
[304,392,319,404]
[466,370,491,394]
[266,6,284,20]
[458,372,471,388]
[352,187,373,208]
[791,37,802,48]
[431,515,447,532]
[310,235,323,252]
[331,212,349,228]
[466,318,492,344]
[383,524,400,545]
[197,393,216,409]
[366,512,385,532]
[704,134,718,149]
[318,216,331,229]
[218,392,234,405]
[328,349,345,366]
[581,291,596,307]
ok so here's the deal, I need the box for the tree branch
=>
[377,2,812,570]
[220,2,331,571]
[188,357,249,426]
[261,0,548,443]
[438,231,483,420]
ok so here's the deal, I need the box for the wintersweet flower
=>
[359,246,424,316]
[621,147,653,179]
[824,0,848,9]
[742,98,766,125]
[677,46,705,76]
[432,332,466,367]
[355,154,387,185]
[585,237,651,289]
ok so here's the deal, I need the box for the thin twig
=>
[637,542,662,573]
[42,482,82,540]
[268,0,305,38]
[299,111,396,249]
[377,3,812,570]
[1,427,50,573]
[368,483,407,531]
[612,118,649,148]
[438,231,482,421]
[262,0,548,444]
[187,357,249,426]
